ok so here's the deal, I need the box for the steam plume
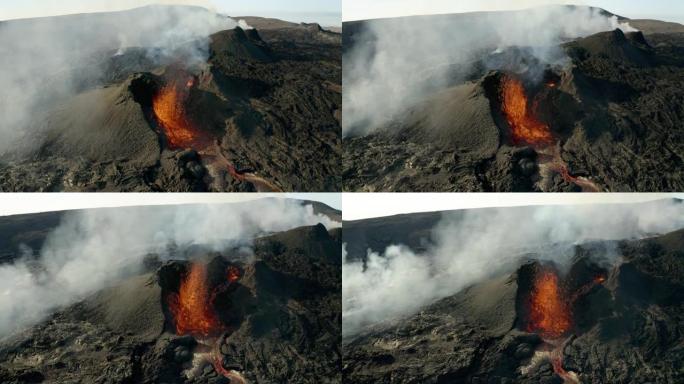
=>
[0,4,237,157]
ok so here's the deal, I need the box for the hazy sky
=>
[0,193,341,216]
[0,0,341,25]
[343,193,684,220]
[343,0,684,23]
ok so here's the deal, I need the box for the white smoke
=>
[0,199,340,338]
[342,199,684,337]
[343,5,636,136]
[238,19,254,30]
[0,4,238,157]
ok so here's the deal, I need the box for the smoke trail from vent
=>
[238,19,255,30]
[0,4,238,157]
[342,200,684,337]
[343,5,635,136]
[0,199,340,338]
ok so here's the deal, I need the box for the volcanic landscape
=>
[0,201,342,383]
[0,6,341,192]
[342,199,684,383]
[342,6,684,192]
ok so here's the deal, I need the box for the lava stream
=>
[199,144,284,192]
[167,263,247,381]
[540,146,601,193]
[525,268,577,383]
[184,337,249,384]
[500,75,601,191]
[153,77,209,150]
[527,268,571,339]
[213,339,248,384]
[500,76,554,146]
[167,262,222,337]
[568,275,606,305]
[152,76,281,191]
[520,339,580,384]
[522,268,606,383]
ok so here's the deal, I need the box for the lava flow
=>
[167,263,247,382]
[500,75,600,192]
[523,267,578,383]
[199,144,284,192]
[167,262,223,337]
[526,267,571,339]
[152,74,281,192]
[541,145,601,193]
[500,76,554,146]
[521,338,579,384]
[153,76,209,150]
[521,267,607,383]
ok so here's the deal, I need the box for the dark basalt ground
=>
[0,224,342,384]
[342,11,684,192]
[0,8,341,192]
[343,228,684,384]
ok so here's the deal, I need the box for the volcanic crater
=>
[343,220,684,383]
[343,9,684,192]
[0,223,342,383]
[0,7,341,192]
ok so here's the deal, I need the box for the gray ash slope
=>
[343,204,684,383]
[0,224,341,384]
[0,6,341,192]
[342,7,684,192]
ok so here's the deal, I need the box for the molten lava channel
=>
[522,267,607,383]
[153,78,205,150]
[167,262,248,381]
[500,75,601,192]
[167,262,223,337]
[526,268,572,339]
[500,76,554,146]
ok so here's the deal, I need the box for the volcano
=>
[342,6,684,192]
[0,6,341,192]
[0,220,342,383]
[342,202,684,383]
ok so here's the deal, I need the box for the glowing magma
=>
[501,76,554,146]
[167,263,223,337]
[527,268,571,339]
[153,78,203,150]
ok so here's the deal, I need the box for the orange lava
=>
[552,357,568,377]
[153,77,205,150]
[544,146,602,192]
[569,273,606,305]
[527,268,571,339]
[552,354,579,384]
[227,266,241,283]
[501,76,554,146]
[168,263,222,337]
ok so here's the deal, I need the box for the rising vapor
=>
[0,4,237,157]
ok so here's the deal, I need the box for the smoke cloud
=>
[0,4,237,157]
[342,200,684,337]
[343,5,635,136]
[0,199,340,338]
[238,19,255,30]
